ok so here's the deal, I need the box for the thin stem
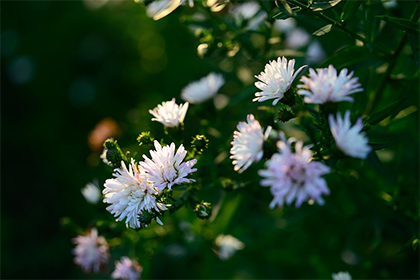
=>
[364,4,419,115]
[287,0,389,55]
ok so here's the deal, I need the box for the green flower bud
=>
[280,89,296,107]
[194,201,212,219]
[103,138,126,168]
[191,135,209,154]
[137,131,154,146]
[276,108,295,123]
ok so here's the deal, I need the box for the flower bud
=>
[276,108,295,123]
[191,135,209,154]
[103,138,126,168]
[137,131,154,146]
[194,202,212,219]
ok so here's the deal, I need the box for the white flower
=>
[103,159,168,229]
[253,56,307,105]
[297,65,363,104]
[259,133,331,208]
[332,271,352,280]
[230,114,272,173]
[305,40,326,65]
[111,256,143,280]
[149,98,189,128]
[286,28,310,49]
[145,0,183,21]
[215,234,245,261]
[82,180,101,204]
[181,72,225,104]
[329,111,371,159]
[140,141,197,192]
[232,2,267,31]
[72,228,109,273]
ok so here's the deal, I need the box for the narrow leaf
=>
[364,97,408,126]
[312,24,333,36]
[340,0,362,22]
[279,0,295,16]
[273,7,301,20]
[367,151,387,175]
[320,46,380,69]
[310,0,341,12]
[377,15,420,35]
[407,34,420,67]
[369,143,393,151]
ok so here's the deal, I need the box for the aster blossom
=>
[140,140,197,192]
[332,271,352,280]
[253,56,307,105]
[111,256,143,280]
[149,98,189,128]
[329,111,371,159]
[297,65,363,104]
[259,133,331,208]
[215,234,245,261]
[103,159,168,229]
[72,228,109,273]
[230,114,272,173]
[181,72,225,104]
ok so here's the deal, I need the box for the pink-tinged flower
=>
[230,114,272,173]
[111,256,143,280]
[215,234,245,261]
[297,65,363,104]
[329,111,371,159]
[140,141,197,192]
[332,271,352,280]
[181,72,225,104]
[149,98,189,128]
[259,133,331,208]
[72,228,109,273]
[253,56,307,105]
[103,159,168,229]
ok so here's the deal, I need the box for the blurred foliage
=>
[1,0,419,279]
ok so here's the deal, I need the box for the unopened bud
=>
[191,135,209,154]
[276,108,295,123]
[137,131,154,146]
[194,202,212,219]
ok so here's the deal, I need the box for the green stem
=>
[287,0,389,55]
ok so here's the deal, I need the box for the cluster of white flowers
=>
[103,143,197,229]
[72,228,109,273]
[230,56,370,208]
[103,159,170,228]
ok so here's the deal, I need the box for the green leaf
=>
[407,33,420,67]
[340,0,362,23]
[377,15,420,35]
[310,0,341,11]
[364,97,408,126]
[367,151,387,175]
[312,24,333,36]
[369,142,393,151]
[277,0,296,16]
[273,7,301,20]
[320,46,380,69]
